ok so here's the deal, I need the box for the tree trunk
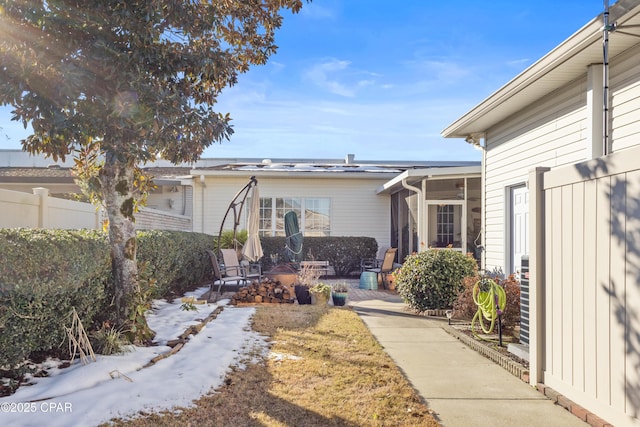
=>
[100,150,138,324]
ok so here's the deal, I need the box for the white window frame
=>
[259,197,331,237]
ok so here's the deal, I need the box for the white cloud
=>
[304,59,357,97]
[268,61,286,73]
[299,3,335,20]
[413,60,472,84]
[303,59,383,98]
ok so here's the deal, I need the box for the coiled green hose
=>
[471,278,506,335]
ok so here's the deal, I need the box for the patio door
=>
[510,185,529,277]
[426,202,464,251]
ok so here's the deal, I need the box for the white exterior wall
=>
[135,207,191,232]
[611,44,640,153]
[194,174,392,248]
[484,78,588,273]
[484,45,640,274]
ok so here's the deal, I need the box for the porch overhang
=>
[376,166,481,195]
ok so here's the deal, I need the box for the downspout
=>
[466,133,486,268]
[199,175,206,233]
[480,141,487,269]
[603,0,613,156]
[401,179,423,252]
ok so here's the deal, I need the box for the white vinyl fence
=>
[529,144,640,427]
[0,187,102,229]
[0,187,192,232]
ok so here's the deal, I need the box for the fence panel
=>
[532,145,640,427]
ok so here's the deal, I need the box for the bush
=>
[453,272,521,332]
[136,230,214,298]
[0,228,215,376]
[0,229,111,373]
[215,229,247,251]
[395,249,477,312]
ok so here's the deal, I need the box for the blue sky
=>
[0,1,605,162]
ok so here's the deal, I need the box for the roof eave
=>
[376,165,481,195]
[191,169,400,179]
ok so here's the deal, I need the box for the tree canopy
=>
[0,0,304,163]
[0,0,307,327]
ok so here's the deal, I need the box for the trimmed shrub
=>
[0,229,111,373]
[136,230,214,298]
[0,228,215,375]
[395,249,477,312]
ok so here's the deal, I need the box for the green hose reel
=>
[471,277,507,338]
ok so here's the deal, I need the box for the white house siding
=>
[194,174,392,249]
[611,44,640,152]
[146,186,190,216]
[484,78,588,273]
[135,208,192,232]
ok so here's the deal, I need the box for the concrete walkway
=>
[342,283,587,427]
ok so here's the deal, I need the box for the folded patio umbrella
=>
[284,210,303,263]
[242,184,263,263]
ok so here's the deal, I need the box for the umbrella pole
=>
[216,176,258,257]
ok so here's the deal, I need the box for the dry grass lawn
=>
[106,304,440,427]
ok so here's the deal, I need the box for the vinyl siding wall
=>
[484,78,588,273]
[611,44,640,153]
[194,174,391,249]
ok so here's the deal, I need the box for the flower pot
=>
[332,292,348,306]
[387,278,396,291]
[311,292,329,305]
[294,285,312,305]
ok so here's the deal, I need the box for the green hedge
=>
[0,229,215,374]
[260,236,378,276]
[0,230,377,374]
[0,229,112,373]
[136,230,214,298]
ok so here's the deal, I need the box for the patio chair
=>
[220,248,262,283]
[207,249,246,302]
[365,247,397,289]
[360,246,389,273]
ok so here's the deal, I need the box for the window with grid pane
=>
[259,197,330,236]
[258,198,272,236]
[436,205,455,245]
[304,198,330,236]
[275,198,301,237]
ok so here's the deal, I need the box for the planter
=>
[311,292,329,305]
[386,277,396,291]
[332,292,348,306]
[294,285,312,305]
